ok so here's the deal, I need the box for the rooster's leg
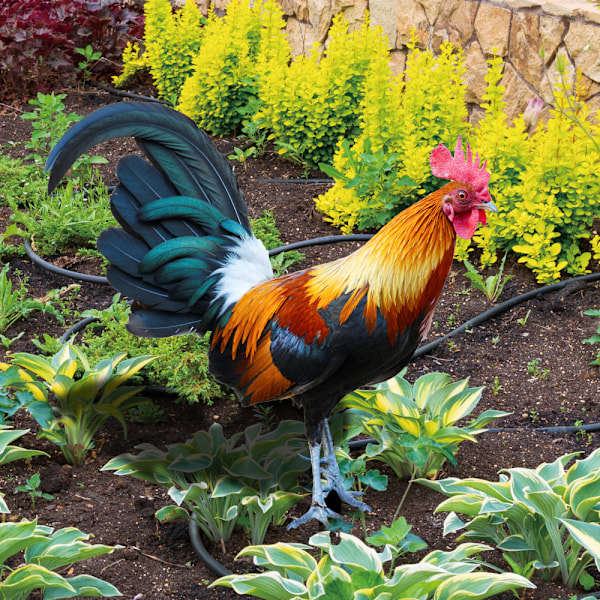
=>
[320,419,371,512]
[287,419,371,529]
[287,437,341,530]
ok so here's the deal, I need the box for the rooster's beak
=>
[477,200,497,213]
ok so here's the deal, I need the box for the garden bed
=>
[1,90,599,599]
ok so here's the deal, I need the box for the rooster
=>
[46,102,496,528]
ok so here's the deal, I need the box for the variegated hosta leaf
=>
[239,542,316,579]
[1,565,75,599]
[565,447,600,486]
[12,352,57,383]
[560,519,600,568]
[536,451,581,486]
[212,571,307,600]
[433,571,534,600]
[565,470,600,521]
[0,519,120,599]
[309,531,383,574]
[412,372,453,410]
[338,371,506,479]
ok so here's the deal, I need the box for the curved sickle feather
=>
[45,101,251,232]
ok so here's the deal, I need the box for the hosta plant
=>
[338,370,509,479]
[103,421,308,548]
[212,532,534,599]
[0,425,48,513]
[0,343,154,465]
[0,518,121,599]
[420,448,600,588]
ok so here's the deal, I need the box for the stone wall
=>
[193,0,600,121]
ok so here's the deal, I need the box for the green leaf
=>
[496,535,535,552]
[43,574,121,599]
[213,571,307,600]
[310,531,383,573]
[434,571,534,599]
[155,505,190,522]
[1,565,74,599]
[560,519,600,567]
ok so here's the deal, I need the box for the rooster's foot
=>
[324,485,371,513]
[286,504,341,530]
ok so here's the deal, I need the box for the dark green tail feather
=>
[45,101,251,233]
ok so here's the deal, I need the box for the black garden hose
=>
[267,234,373,255]
[90,81,173,106]
[188,520,232,577]
[24,239,108,285]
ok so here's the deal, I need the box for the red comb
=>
[429,136,490,195]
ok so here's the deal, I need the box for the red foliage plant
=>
[0,0,144,100]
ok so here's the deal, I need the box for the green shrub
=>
[466,58,600,283]
[315,35,468,231]
[0,343,154,465]
[103,420,308,547]
[178,0,288,136]
[9,177,115,256]
[251,209,304,275]
[117,0,203,102]
[79,296,226,405]
[257,14,390,170]
[338,370,508,479]
[0,154,48,209]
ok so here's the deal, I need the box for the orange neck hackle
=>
[307,187,456,338]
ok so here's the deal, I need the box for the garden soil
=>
[1,89,599,600]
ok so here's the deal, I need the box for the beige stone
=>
[565,22,600,83]
[539,15,565,64]
[211,0,230,12]
[281,0,308,20]
[396,0,429,48]
[474,4,511,56]
[501,63,536,122]
[432,0,477,52]
[540,0,574,17]
[539,47,575,103]
[419,0,444,24]
[341,0,368,33]
[577,6,600,26]
[285,16,321,56]
[389,49,407,75]
[509,12,543,89]
[370,0,401,48]
[504,0,539,9]
[307,0,333,42]
[464,42,489,104]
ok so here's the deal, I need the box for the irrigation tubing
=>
[90,81,173,106]
[24,239,109,285]
[188,521,232,577]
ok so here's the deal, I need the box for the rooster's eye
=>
[456,190,468,202]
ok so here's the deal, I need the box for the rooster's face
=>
[441,182,497,240]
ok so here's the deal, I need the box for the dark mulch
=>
[0,88,599,600]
